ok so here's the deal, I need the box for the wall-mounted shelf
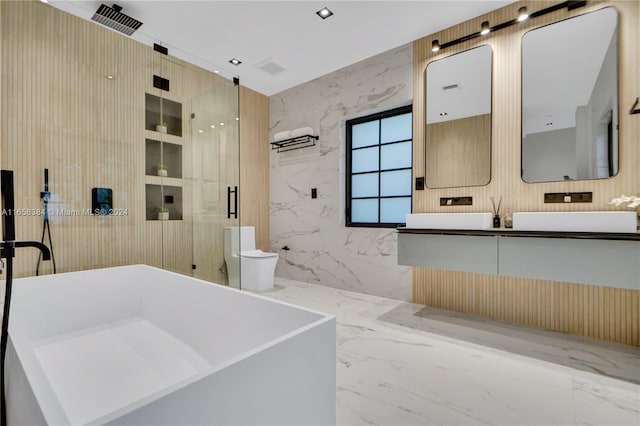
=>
[270,135,318,153]
[145,184,183,221]
[145,93,183,137]
[144,175,182,187]
[144,130,182,145]
[145,139,183,178]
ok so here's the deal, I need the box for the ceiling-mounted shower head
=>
[91,3,143,36]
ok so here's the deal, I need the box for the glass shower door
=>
[190,79,240,287]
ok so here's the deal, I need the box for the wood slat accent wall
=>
[1,1,149,276]
[240,86,270,251]
[0,1,269,283]
[413,269,639,346]
[426,114,491,188]
[412,1,639,345]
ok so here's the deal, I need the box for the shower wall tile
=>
[269,44,413,301]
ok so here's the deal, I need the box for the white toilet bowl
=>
[240,249,279,291]
[224,226,279,291]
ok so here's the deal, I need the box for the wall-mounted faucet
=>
[0,169,51,261]
[0,169,51,426]
[0,240,51,262]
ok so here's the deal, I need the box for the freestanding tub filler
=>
[6,265,336,425]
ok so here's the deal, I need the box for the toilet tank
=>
[239,226,256,251]
[224,226,256,256]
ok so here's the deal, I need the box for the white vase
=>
[157,169,168,177]
[158,212,169,221]
[156,125,167,133]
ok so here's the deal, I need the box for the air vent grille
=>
[259,61,286,76]
[91,4,143,36]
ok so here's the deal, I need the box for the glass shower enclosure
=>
[190,83,240,287]
[141,57,241,287]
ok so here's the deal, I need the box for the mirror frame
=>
[424,44,493,189]
[520,7,619,184]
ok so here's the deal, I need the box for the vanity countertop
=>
[396,227,640,241]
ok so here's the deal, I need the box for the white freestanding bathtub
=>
[6,265,336,425]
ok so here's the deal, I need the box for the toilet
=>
[223,226,279,291]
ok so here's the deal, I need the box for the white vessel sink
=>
[405,213,492,230]
[512,211,637,233]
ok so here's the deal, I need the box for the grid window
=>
[346,105,412,227]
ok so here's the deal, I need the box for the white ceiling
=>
[47,0,512,96]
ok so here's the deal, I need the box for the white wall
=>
[583,29,618,178]
[522,127,577,182]
[269,44,413,301]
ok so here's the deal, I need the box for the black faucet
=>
[0,170,51,259]
[0,240,51,261]
[0,170,51,426]
[0,170,51,260]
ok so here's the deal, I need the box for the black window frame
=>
[346,104,413,228]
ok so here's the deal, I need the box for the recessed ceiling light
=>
[229,58,242,66]
[106,75,115,80]
[235,117,239,121]
[316,7,333,20]
[220,122,225,126]
[198,129,203,133]
[214,70,220,74]
[210,124,215,128]
[39,0,49,3]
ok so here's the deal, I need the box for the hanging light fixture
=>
[430,1,586,53]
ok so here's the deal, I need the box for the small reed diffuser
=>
[490,196,502,228]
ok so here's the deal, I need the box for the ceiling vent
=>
[91,4,143,36]
[258,61,286,76]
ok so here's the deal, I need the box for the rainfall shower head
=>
[91,4,143,36]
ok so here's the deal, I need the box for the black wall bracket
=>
[630,97,640,115]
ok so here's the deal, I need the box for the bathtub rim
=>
[9,264,336,425]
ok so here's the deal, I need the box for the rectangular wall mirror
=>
[522,7,618,183]
[425,44,492,189]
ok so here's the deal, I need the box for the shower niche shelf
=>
[144,130,182,145]
[144,176,182,187]
[145,93,182,137]
[145,139,183,178]
[145,184,183,221]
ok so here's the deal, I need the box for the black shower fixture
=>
[91,3,143,36]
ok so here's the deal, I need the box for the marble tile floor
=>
[254,278,640,426]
